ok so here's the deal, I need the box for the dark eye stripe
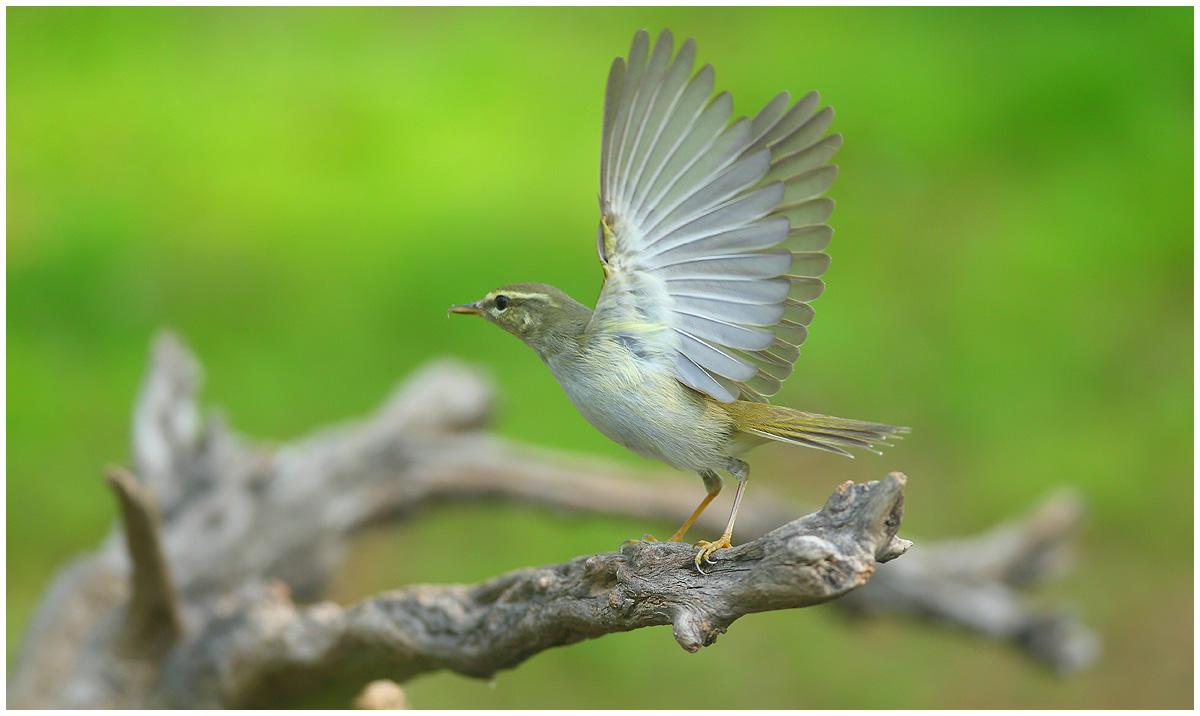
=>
[495,295,510,310]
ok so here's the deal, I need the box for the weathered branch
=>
[104,465,183,654]
[7,331,1096,708]
[159,475,907,707]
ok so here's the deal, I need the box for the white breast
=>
[544,336,731,471]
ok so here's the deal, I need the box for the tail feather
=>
[727,402,909,458]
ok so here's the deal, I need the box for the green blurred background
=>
[7,6,1192,708]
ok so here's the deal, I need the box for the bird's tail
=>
[724,402,909,458]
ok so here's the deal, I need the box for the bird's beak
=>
[448,302,481,316]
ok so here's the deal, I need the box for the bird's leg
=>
[666,470,723,542]
[694,459,748,574]
[635,470,722,544]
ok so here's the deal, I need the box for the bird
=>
[450,29,907,573]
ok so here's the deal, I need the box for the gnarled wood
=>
[159,475,907,708]
[7,331,1095,708]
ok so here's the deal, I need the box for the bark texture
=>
[7,331,1096,708]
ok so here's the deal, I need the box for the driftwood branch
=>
[7,331,1096,708]
[104,465,183,654]
[159,475,907,708]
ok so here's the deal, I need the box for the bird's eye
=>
[494,295,510,311]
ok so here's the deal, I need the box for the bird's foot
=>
[622,533,660,547]
[693,533,734,574]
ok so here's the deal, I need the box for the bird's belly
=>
[552,361,732,471]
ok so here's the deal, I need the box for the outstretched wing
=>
[591,29,839,403]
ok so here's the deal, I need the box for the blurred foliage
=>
[6,6,1192,708]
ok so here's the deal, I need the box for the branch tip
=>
[104,464,183,651]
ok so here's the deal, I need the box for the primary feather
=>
[592,29,840,403]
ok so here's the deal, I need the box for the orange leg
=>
[666,469,723,542]
[668,491,719,542]
[695,479,747,572]
[694,459,749,574]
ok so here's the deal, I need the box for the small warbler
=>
[451,29,906,572]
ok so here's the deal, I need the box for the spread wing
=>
[591,29,839,403]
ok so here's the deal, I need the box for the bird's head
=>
[449,282,591,356]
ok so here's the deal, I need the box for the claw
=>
[692,534,733,575]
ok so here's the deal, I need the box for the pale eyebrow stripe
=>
[494,291,554,302]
